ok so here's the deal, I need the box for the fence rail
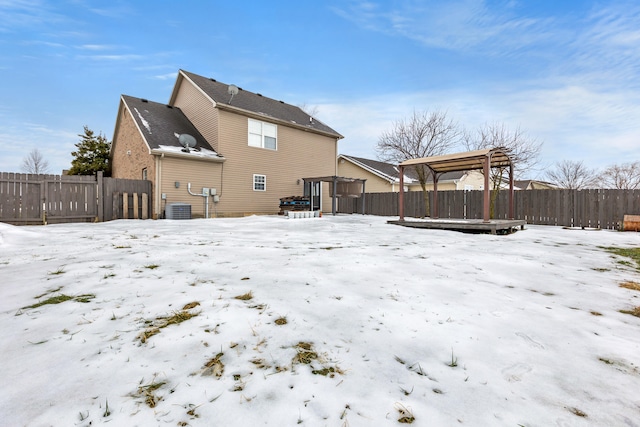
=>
[0,171,151,225]
[338,189,640,229]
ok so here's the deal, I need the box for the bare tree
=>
[297,103,320,118]
[377,110,461,215]
[21,148,50,174]
[463,122,542,217]
[600,161,640,189]
[545,160,598,189]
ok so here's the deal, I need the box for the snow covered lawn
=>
[1,215,639,426]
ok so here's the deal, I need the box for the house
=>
[111,70,343,218]
[337,154,487,192]
[514,180,558,190]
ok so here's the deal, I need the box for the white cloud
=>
[79,54,143,61]
[0,120,77,173]
[328,1,640,172]
[0,0,68,31]
[332,0,556,55]
[76,44,114,51]
[153,72,178,81]
[317,79,640,172]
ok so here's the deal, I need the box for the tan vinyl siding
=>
[337,160,394,193]
[158,156,223,218]
[215,110,337,215]
[173,78,219,151]
[457,170,485,190]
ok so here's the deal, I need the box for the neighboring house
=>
[111,70,343,218]
[514,180,559,190]
[337,154,487,192]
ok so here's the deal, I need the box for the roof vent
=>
[165,105,173,108]
[141,98,148,103]
[209,78,217,82]
[279,100,284,104]
[257,93,262,97]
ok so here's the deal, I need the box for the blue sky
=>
[1,0,639,176]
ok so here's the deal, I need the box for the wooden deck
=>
[387,218,526,235]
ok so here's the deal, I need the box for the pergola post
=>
[399,166,405,221]
[432,169,439,219]
[332,177,337,216]
[483,153,491,222]
[509,163,514,220]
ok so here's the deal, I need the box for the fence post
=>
[97,171,104,222]
[123,192,129,219]
[40,175,47,225]
[142,193,149,219]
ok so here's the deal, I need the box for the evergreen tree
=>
[68,126,112,176]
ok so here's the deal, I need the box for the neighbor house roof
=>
[173,70,343,139]
[514,179,558,190]
[339,155,467,184]
[120,95,223,161]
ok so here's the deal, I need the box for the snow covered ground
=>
[0,215,639,427]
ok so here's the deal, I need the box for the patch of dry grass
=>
[603,246,640,270]
[620,281,640,291]
[182,301,200,310]
[292,342,344,377]
[396,403,415,424]
[568,407,588,418]
[138,303,200,343]
[21,293,95,310]
[620,306,640,318]
[234,291,253,300]
[135,381,166,408]
[202,352,224,378]
[293,342,318,365]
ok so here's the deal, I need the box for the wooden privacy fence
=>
[338,189,640,229]
[0,171,151,225]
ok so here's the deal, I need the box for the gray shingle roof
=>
[122,95,219,158]
[340,155,467,183]
[180,70,343,139]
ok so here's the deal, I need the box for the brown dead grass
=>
[293,342,318,365]
[620,281,640,291]
[135,381,166,408]
[568,407,588,417]
[182,301,200,310]
[138,306,199,343]
[620,306,640,318]
[202,352,224,378]
[234,291,253,300]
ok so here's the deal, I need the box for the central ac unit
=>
[165,203,191,220]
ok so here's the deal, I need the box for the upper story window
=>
[248,118,277,150]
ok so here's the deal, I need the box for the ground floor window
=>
[253,174,266,191]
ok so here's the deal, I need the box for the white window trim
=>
[248,118,277,150]
[253,174,266,191]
